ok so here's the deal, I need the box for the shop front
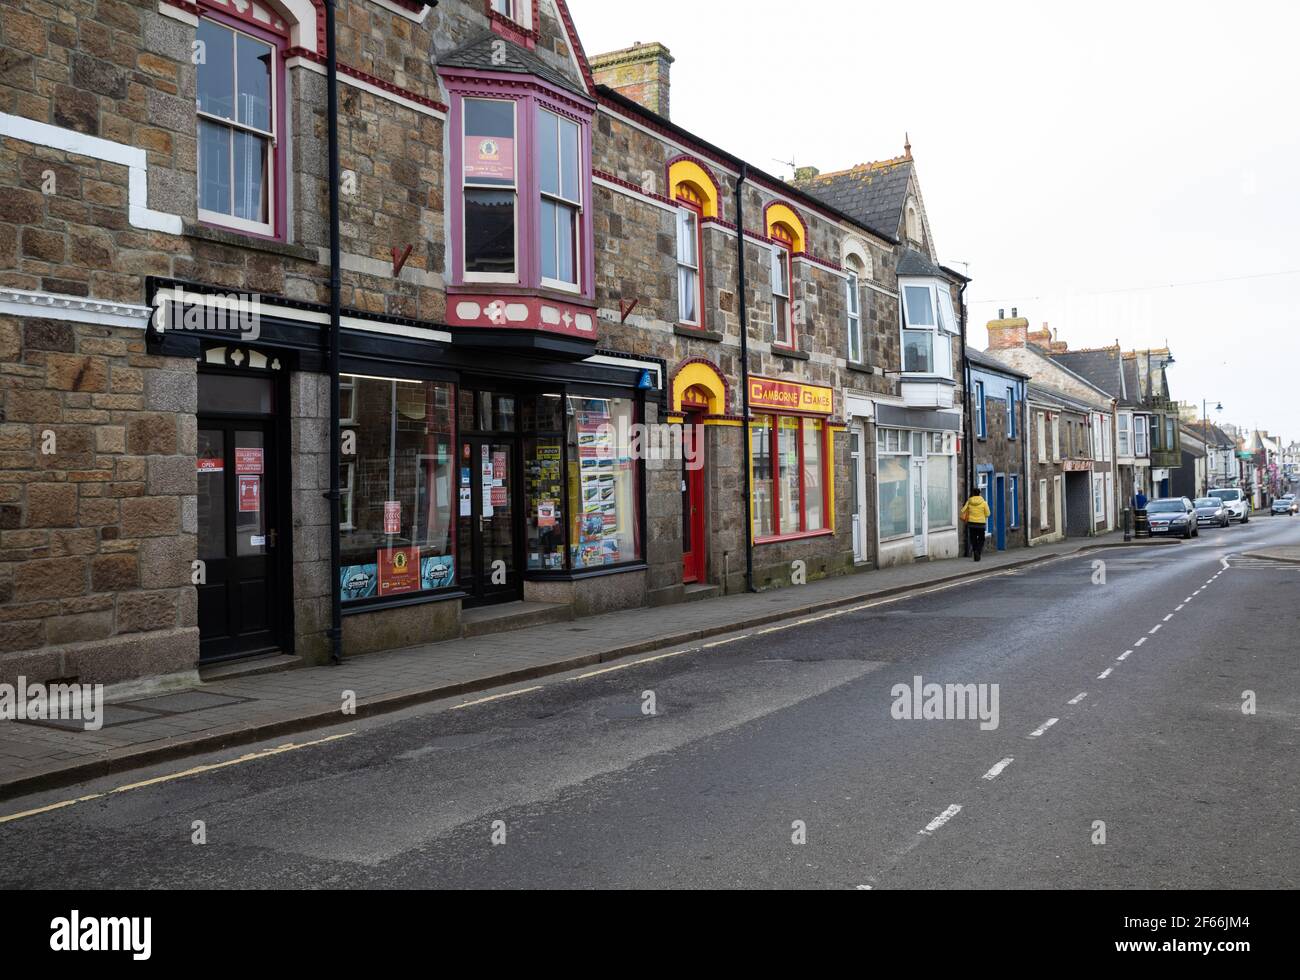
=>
[149,280,663,665]
[874,403,961,567]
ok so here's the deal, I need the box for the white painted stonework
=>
[0,287,153,329]
[0,112,184,235]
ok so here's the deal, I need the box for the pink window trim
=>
[196,4,289,243]
[443,70,596,300]
[486,0,541,48]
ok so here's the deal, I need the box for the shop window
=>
[196,13,285,239]
[878,429,910,539]
[928,450,954,528]
[568,397,642,569]
[523,394,566,571]
[752,415,830,540]
[339,376,457,604]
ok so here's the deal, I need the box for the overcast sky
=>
[568,0,1300,439]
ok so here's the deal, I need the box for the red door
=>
[681,405,707,583]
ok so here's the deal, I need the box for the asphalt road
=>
[2,516,1298,890]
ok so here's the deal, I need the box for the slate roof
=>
[968,347,1029,379]
[1026,381,1096,415]
[1050,348,1126,400]
[438,32,589,99]
[895,247,949,279]
[792,158,912,243]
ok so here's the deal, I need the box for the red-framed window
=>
[770,225,795,349]
[751,414,830,541]
[195,8,287,241]
[445,78,594,298]
[675,184,705,328]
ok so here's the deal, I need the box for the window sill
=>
[771,346,810,362]
[185,222,315,262]
[754,528,834,546]
[674,324,723,342]
[900,374,957,385]
[448,282,597,308]
[845,360,876,377]
[342,589,466,616]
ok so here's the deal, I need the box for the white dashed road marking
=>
[1135,638,1147,647]
[1068,692,1088,705]
[1149,624,1163,634]
[1163,614,1175,622]
[1098,667,1114,680]
[1118,650,1133,662]
[1028,718,1059,739]
[982,758,1015,781]
[920,804,963,835]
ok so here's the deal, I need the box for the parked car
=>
[1146,497,1200,538]
[1270,494,1297,516]
[1193,497,1231,528]
[1207,488,1251,524]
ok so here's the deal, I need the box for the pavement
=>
[0,529,1164,800]
[0,514,1295,888]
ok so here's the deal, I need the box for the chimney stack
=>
[986,311,1030,350]
[591,42,675,119]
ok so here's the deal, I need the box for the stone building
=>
[0,0,970,689]
[965,349,1027,552]
[1025,381,1096,543]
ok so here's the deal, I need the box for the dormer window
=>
[488,0,534,33]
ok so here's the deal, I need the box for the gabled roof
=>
[793,158,913,242]
[1027,381,1098,415]
[438,32,591,99]
[1050,348,1125,400]
[968,347,1029,379]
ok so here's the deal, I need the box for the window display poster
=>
[238,475,260,514]
[235,447,264,475]
[460,486,472,516]
[420,555,455,591]
[378,547,420,597]
[464,136,515,183]
[383,500,401,535]
[197,457,224,474]
[493,451,507,480]
[340,564,378,602]
[491,485,508,508]
[538,501,557,527]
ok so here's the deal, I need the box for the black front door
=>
[197,418,281,662]
[457,436,522,608]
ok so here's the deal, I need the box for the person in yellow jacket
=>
[959,488,991,561]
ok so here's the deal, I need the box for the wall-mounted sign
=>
[237,475,260,513]
[464,136,515,183]
[748,377,833,415]
[1063,459,1094,472]
[235,448,264,475]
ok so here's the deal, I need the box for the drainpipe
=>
[325,0,343,665]
[958,281,972,557]
[735,164,755,593]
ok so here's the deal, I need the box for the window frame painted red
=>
[752,413,831,544]
[443,74,596,300]
[674,192,706,331]
[194,5,289,243]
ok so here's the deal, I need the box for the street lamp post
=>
[1203,399,1223,494]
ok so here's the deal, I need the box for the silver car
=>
[1194,497,1231,528]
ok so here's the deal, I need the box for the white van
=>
[1207,488,1250,524]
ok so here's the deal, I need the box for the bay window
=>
[751,415,829,540]
[1134,415,1149,456]
[463,98,518,278]
[901,280,957,378]
[538,108,581,288]
[196,15,283,238]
